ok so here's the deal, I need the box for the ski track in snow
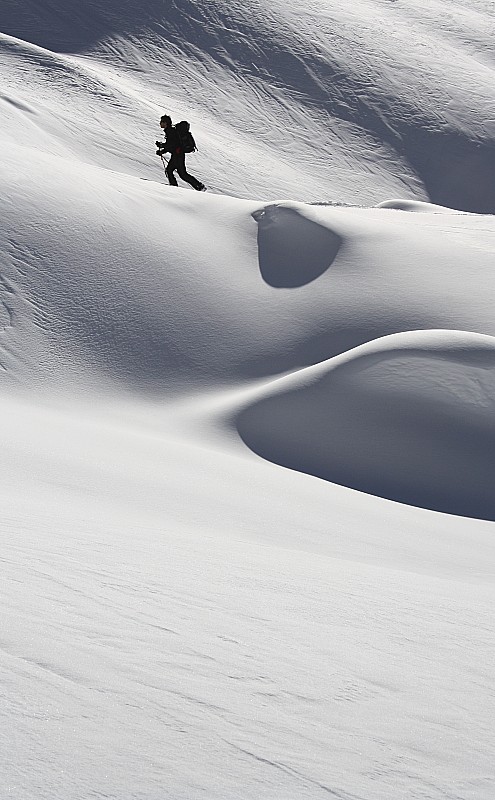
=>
[1,0,495,798]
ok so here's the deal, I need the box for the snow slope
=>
[2,0,495,209]
[1,1,495,798]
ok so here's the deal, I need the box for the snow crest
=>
[236,330,495,520]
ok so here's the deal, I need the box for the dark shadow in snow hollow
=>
[253,205,342,288]
[235,347,495,522]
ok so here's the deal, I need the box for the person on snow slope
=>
[156,114,205,191]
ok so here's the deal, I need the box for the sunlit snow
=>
[1,1,494,798]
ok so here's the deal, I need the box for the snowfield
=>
[1,1,495,798]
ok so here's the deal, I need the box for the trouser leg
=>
[166,155,179,186]
[176,154,204,190]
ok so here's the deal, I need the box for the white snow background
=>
[1,1,495,798]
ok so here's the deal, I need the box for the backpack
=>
[175,120,197,153]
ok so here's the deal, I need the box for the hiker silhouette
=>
[156,115,205,191]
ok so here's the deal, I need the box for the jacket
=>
[161,126,182,155]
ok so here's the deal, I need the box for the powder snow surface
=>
[1,1,495,799]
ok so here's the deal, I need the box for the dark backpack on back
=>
[175,120,197,153]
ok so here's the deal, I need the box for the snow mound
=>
[236,330,495,521]
[376,199,468,213]
[2,140,495,396]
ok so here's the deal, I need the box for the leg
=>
[166,154,179,186]
[176,154,204,191]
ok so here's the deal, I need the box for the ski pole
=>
[160,154,169,180]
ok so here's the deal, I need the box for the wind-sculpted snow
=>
[2,150,495,391]
[236,331,495,521]
[1,0,494,209]
[1,2,495,798]
[2,145,495,521]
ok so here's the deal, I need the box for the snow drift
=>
[2,146,495,394]
[1,141,495,522]
[1,1,495,799]
[236,330,495,520]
